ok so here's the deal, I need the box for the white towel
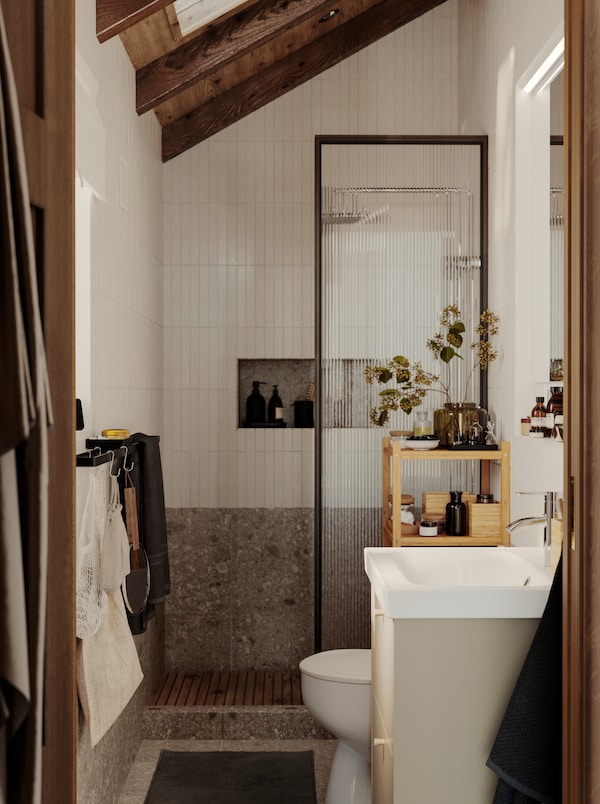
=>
[77,591,143,747]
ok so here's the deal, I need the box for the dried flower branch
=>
[364,305,499,427]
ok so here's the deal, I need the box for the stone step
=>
[143,703,331,741]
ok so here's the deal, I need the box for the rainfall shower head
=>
[322,185,471,227]
[321,205,390,225]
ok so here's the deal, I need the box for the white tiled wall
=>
[76,0,164,450]
[162,1,459,508]
[457,0,564,528]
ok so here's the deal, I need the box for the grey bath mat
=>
[144,749,318,803]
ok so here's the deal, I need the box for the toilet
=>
[299,649,371,804]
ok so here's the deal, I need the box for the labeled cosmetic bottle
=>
[530,397,547,438]
[267,385,284,423]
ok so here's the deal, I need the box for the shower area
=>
[315,136,488,650]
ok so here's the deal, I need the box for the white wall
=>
[162,1,459,508]
[457,0,564,531]
[76,0,163,453]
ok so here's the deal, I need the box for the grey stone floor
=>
[117,738,337,803]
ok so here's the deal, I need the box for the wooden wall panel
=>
[564,0,600,800]
[1,0,75,800]
[42,0,76,800]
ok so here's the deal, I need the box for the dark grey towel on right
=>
[486,555,562,803]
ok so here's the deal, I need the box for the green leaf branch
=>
[364,305,499,427]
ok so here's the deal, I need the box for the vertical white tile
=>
[157,2,466,508]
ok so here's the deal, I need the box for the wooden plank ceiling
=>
[97,0,448,161]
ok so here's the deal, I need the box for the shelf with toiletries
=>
[520,385,564,441]
[238,358,315,429]
[382,437,511,547]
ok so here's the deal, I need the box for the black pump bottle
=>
[246,381,266,425]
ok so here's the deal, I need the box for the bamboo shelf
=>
[382,438,511,547]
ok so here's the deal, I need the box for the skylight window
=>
[173,0,245,36]
[522,37,564,95]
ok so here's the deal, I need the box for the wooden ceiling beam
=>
[97,0,172,43]
[136,0,340,115]
[161,0,446,160]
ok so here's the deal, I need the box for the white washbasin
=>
[364,546,554,619]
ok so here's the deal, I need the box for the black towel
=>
[128,433,170,604]
[486,555,562,803]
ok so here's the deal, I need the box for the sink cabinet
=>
[370,589,539,803]
[382,438,511,547]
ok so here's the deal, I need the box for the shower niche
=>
[238,358,315,428]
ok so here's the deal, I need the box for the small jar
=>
[419,519,438,537]
[414,411,432,437]
[520,417,531,436]
[422,513,446,535]
[476,493,494,504]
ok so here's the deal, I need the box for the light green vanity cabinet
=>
[370,590,540,803]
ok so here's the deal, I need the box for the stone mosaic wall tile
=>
[165,508,314,671]
[164,612,232,671]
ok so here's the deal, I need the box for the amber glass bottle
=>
[267,385,284,423]
[545,386,563,437]
[530,397,547,438]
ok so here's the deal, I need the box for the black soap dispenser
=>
[246,381,266,426]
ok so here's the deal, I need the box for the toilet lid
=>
[299,649,371,684]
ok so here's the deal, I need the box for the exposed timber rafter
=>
[97,0,172,43]
[99,0,448,160]
[136,0,340,114]
[160,0,447,160]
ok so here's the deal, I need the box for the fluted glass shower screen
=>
[315,137,487,651]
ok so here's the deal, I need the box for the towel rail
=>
[76,437,140,469]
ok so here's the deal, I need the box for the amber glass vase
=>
[433,403,478,446]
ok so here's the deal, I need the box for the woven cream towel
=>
[77,591,143,747]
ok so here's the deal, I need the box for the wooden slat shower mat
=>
[148,670,304,707]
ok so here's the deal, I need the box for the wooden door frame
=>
[42,0,76,797]
[564,0,600,800]
[2,0,76,798]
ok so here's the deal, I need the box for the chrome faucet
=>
[506,491,557,567]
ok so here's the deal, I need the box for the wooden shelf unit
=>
[382,438,511,547]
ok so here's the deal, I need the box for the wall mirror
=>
[314,135,488,650]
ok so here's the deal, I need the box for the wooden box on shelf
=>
[422,491,477,536]
[467,501,502,540]
[422,492,477,521]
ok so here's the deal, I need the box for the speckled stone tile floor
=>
[117,739,337,804]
